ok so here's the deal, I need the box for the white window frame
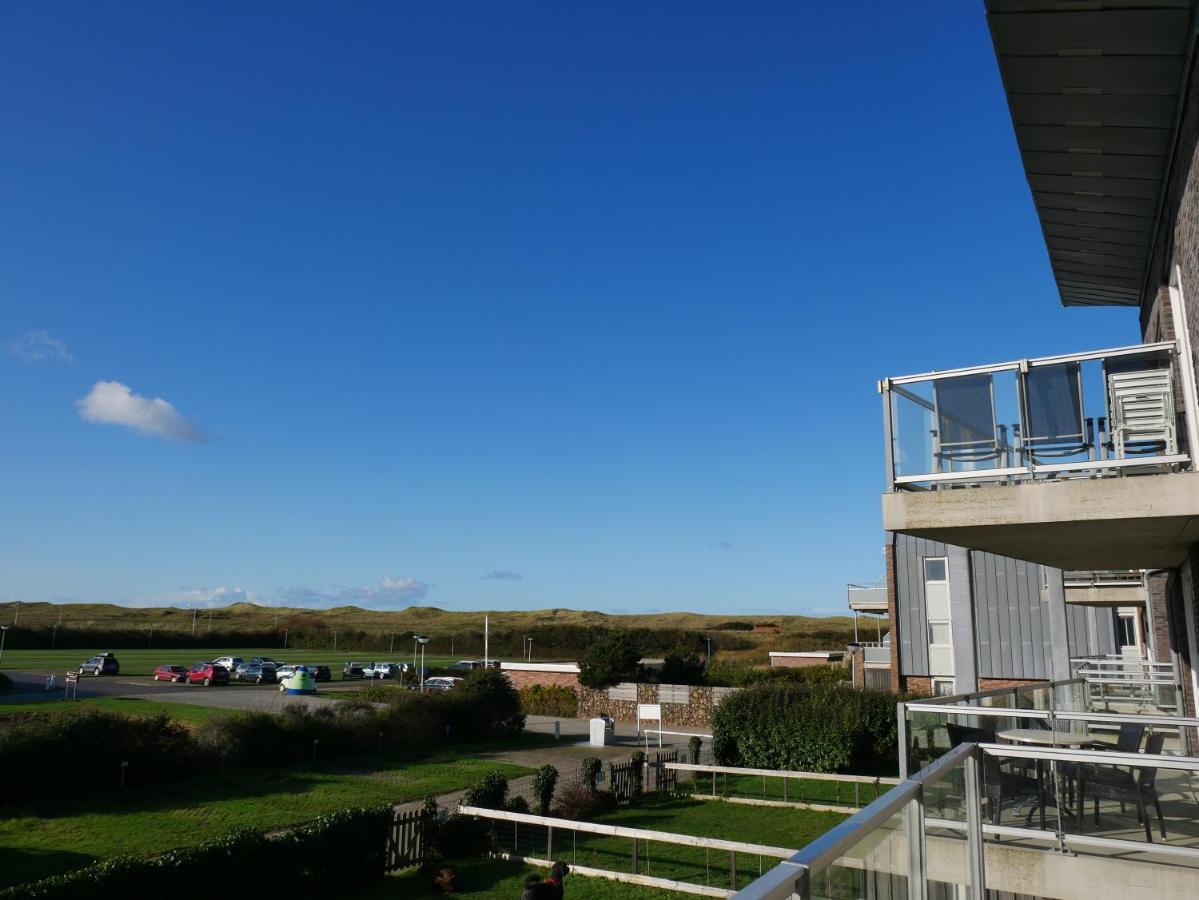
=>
[924,556,954,677]
[932,677,957,697]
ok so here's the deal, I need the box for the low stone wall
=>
[577,682,725,728]
[504,670,580,690]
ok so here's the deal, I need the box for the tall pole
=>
[13,599,19,625]
[333,630,338,652]
[192,608,197,636]
[484,616,489,668]
[421,641,426,691]
[389,632,395,654]
[450,632,455,656]
[413,636,418,676]
[0,625,9,669]
[149,625,154,648]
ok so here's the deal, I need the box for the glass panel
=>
[806,799,911,900]
[923,558,947,582]
[928,623,951,646]
[1025,362,1087,462]
[925,582,950,620]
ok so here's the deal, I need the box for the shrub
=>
[688,735,703,764]
[711,683,899,774]
[629,751,646,798]
[705,663,847,688]
[0,805,392,900]
[580,757,602,793]
[519,684,578,718]
[432,814,493,860]
[460,770,509,810]
[454,669,525,738]
[657,641,706,685]
[505,796,530,814]
[578,632,642,688]
[531,764,558,816]
[555,780,605,821]
[0,672,12,694]
[358,682,405,704]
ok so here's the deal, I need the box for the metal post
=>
[965,750,987,899]
[907,787,928,900]
[729,850,736,890]
[880,379,896,491]
[898,701,910,779]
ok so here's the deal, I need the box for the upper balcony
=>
[880,342,1199,569]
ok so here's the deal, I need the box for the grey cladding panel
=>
[970,551,1060,680]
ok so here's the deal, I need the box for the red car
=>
[186,662,229,686]
[153,664,188,683]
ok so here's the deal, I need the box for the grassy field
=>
[690,771,896,807]
[0,695,233,724]
[0,744,535,889]
[373,858,683,899]
[0,647,462,676]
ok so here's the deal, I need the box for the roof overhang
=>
[985,1,1197,307]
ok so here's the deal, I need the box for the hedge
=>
[0,669,524,804]
[0,806,393,899]
[711,683,899,774]
[518,684,577,718]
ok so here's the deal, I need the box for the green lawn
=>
[370,858,682,899]
[486,793,845,893]
[0,695,234,724]
[0,648,466,677]
[0,747,533,889]
[687,771,895,809]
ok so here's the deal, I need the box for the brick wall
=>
[902,675,931,696]
[886,538,902,693]
[504,670,580,691]
[977,677,1046,691]
[1147,571,1173,664]
[769,654,845,669]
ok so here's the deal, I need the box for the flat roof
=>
[985,1,1196,307]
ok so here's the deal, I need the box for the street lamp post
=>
[412,635,419,678]
[705,637,713,668]
[0,625,9,669]
[416,635,429,691]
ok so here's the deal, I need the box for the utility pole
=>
[192,608,197,636]
[149,625,154,648]
[11,599,19,626]
[389,632,395,654]
[484,615,489,667]
[207,610,213,632]
[284,628,289,649]
[333,630,338,652]
[0,625,9,668]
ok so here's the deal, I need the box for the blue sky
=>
[0,2,1139,615]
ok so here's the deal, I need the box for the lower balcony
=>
[880,342,1199,569]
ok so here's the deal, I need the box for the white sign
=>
[637,703,662,722]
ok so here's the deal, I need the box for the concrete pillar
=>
[950,545,978,693]
[1043,568,1071,683]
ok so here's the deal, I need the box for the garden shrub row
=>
[0,670,524,804]
[0,805,393,900]
[518,683,577,717]
[704,662,848,688]
[711,682,899,774]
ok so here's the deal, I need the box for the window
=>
[924,558,947,582]
[924,556,954,677]
[932,677,956,697]
[928,623,951,645]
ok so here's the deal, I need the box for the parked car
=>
[422,676,463,692]
[249,656,285,668]
[363,662,401,680]
[233,663,277,684]
[186,662,229,686]
[342,662,366,679]
[309,665,332,682]
[78,653,120,676]
[448,660,479,671]
[153,664,188,683]
[214,656,245,673]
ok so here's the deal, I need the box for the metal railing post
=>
[880,379,896,491]
[907,785,928,900]
[964,749,986,899]
[898,702,910,779]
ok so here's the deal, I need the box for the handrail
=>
[886,341,1175,386]
[665,762,901,785]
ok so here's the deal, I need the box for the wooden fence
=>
[608,749,679,802]
[385,806,427,871]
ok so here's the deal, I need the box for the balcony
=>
[734,678,1199,900]
[880,342,1199,569]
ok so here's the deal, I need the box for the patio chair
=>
[1024,362,1090,463]
[1077,732,1168,842]
[934,374,1002,472]
[1083,722,1145,754]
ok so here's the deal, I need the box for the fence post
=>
[729,850,737,890]
[547,825,553,861]
[906,785,928,900]
[631,837,638,873]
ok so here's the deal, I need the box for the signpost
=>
[64,671,79,701]
[637,703,663,747]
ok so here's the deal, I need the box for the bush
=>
[432,814,493,860]
[518,684,578,718]
[0,672,11,694]
[629,751,645,798]
[712,683,899,774]
[460,771,509,810]
[358,682,405,704]
[657,641,706,685]
[578,632,642,688]
[705,663,848,688]
[454,669,525,738]
[0,805,392,900]
[555,780,605,821]
[505,796,530,814]
[580,757,602,793]
[531,764,558,816]
[688,735,702,764]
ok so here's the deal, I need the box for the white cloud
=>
[482,570,523,581]
[6,330,72,362]
[127,585,258,608]
[282,575,432,609]
[77,381,205,443]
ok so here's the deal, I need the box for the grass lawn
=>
[0,747,533,889]
[688,771,895,809]
[368,858,682,899]
[487,793,845,893]
[0,648,463,677]
[0,695,234,725]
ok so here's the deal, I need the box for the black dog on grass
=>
[521,861,569,899]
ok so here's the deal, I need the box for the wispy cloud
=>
[482,570,523,581]
[77,381,205,443]
[709,540,735,550]
[281,575,432,609]
[128,585,258,608]
[5,330,72,363]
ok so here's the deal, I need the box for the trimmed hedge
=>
[0,806,392,899]
[518,684,577,718]
[711,683,899,774]
[705,663,848,688]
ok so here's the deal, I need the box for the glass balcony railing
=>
[881,342,1195,490]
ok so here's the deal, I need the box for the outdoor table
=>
[998,728,1090,830]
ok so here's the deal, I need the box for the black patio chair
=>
[1077,732,1168,842]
